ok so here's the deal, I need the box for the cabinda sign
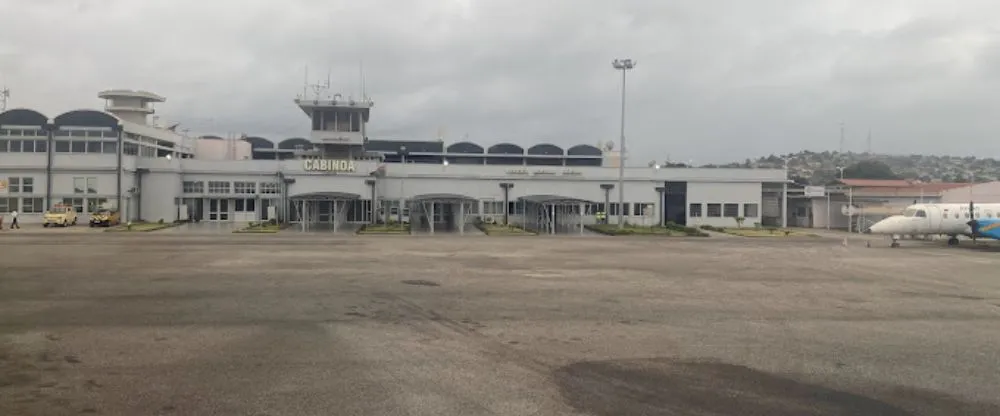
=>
[303,159,356,173]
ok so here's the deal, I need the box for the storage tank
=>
[194,136,252,160]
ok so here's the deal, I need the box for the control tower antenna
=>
[0,86,9,112]
[302,66,309,99]
[359,61,369,101]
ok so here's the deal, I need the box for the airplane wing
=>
[969,218,1000,240]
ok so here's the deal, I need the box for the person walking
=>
[10,210,19,229]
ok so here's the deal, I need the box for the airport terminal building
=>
[0,89,788,233]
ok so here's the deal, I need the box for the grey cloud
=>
[2,0,1000,163]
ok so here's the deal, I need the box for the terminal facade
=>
[0,89,788,232]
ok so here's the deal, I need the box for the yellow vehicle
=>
[89,209,121,227]
[42,205,78,227]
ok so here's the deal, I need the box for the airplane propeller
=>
[967,200,979,243]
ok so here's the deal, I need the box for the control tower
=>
[294,81,374,159]
[98,89,165,125]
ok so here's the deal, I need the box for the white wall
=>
[686,182,762,227]
[194,138,252,160]
[139,172,181,222]
[941,181,1000,203]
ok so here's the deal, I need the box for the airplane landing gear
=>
[890,235,900,248]
[947,236,960,246]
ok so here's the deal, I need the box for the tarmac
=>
[1,232,998,415]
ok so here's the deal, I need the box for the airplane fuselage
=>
[868,203,1000,237]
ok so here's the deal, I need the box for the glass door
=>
[208,199,219,221]
[218,199,230,221]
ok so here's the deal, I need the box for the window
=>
[482,200,504,215]
[0,197,13,212]
[7,177,32,193]
[723,203,739,217]
[259,182,280,194]
[633,203,652,216]
[743,203,759,218]
[87,198,108,213]
[916,210,927,218]
[0,140,7,152]
[86,141,102,153]
[207,181,230,194]
[73,177,96,194]
[21,197,43,213]
[71,141,86,153]
[689,203,702,217]
[34,140,47,153]
[234,199,256,212]
[183,181,204,193]
[102,142,117,154]
[61,198,84,213]
[707,203,722,217]
[233,181,256,194]
[55,141,70,152]
[348,199,372,222]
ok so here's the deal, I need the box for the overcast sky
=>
[2,0,999,164]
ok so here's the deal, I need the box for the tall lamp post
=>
[612,58,635,229]
[397,145,409,224]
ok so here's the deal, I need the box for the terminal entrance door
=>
[208,199,230,221]
[663,181,687,226]
[316,201,335,225]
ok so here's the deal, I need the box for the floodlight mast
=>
[612,58,635,229]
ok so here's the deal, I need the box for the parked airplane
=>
[866,201,1000,247]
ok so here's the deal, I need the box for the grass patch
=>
[476,222,537,236]
[104,221,177,232]
[587,223,709,237]
[233,221,284,233]
[704,225,818,237]
[357,223,411,235]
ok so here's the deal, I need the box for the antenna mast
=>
[866,128,872,154]
[360,61,367,100]
[0,86,9,112]
[839,122,845,153]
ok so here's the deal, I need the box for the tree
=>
[842,160,899,180]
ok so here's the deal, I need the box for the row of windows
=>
[183,181,281,194]
[688,203,759,218]
[0,139,181,157]
[0,197,44,213]
[4,176,99,195]
[0,197,110,214]
[480,201,655,216]
[5,177,34,193]
[0,139,118,154]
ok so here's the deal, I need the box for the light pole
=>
[781,157,788,229]
[612,58,635,229]
[397,146,409,224]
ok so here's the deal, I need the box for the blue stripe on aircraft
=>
[973,218,1000,240]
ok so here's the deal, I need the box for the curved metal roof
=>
[518,194,595,204]
[288,191,361,200]
[410,193,477,202]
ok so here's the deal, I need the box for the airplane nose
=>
[868,220,887,234]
